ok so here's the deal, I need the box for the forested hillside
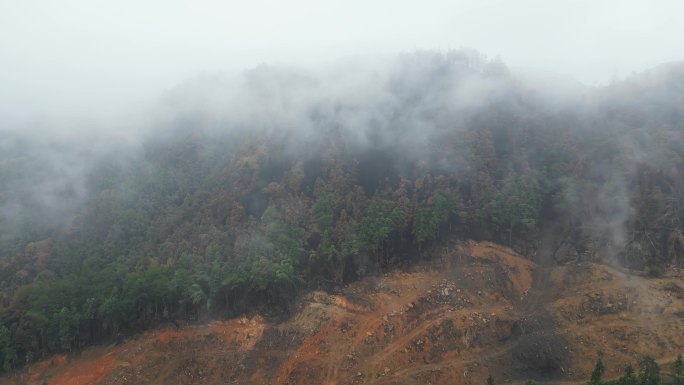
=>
[1,51,683,372]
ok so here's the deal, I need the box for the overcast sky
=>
[1,0,683,125]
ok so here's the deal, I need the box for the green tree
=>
[261,202,306,265]
[53,307,76,352]
[487,374,495,385]
[170,268,205,318]
[413,191,456,247]
[617,364,638,385]
[99,291,130,337]
[313,191,335,230]
[0,325,16,372]
[479,178,541,244]
[674,353,684,385]
[638,355,660,385]
[311,190,350,283]
[221,202,305,310]
[588,356,605,385]
[360,199,406,259]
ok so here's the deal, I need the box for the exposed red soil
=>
[3,240,684,385]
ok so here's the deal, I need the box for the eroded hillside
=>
[2,241,683,385]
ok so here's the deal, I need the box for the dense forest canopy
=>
[1,51,684,371]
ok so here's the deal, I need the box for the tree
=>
[617,364,638,385]
[589,356,606,385]
[0,325,16,372]
[53,307,76,352]
[478,178,541,244]
[170,268,206,318]
[313,191,335,230]
[359,198,406,264]
[261,202,306,266]
[311,190,349,283]
[222,201,305,311]
[487,374,495,385]
[674,353,684,385]
[413,191,456,247]
[638,355,660,385]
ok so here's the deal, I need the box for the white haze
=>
[1,0,683,126]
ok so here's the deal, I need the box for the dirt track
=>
[2,240,684,385]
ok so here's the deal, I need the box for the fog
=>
[1,0,684,268]
[1,0,683,125]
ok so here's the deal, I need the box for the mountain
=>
[1,51,684,377]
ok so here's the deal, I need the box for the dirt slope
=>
[3,240,684,385]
